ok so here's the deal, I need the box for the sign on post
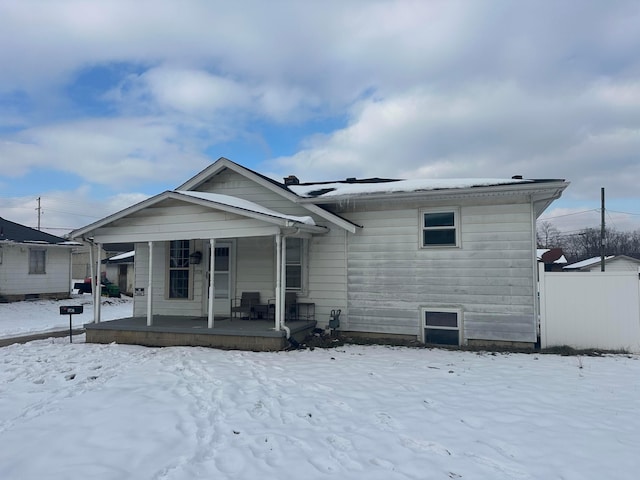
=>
[59,305,84,343]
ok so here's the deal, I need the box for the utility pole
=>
[36,197,42,231]
[600,187,605,272]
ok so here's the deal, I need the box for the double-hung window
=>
[285,238,304,291]
[421,209,460,247]
[168,240,190,299]
[29,248,46,274]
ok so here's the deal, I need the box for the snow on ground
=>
[0,300,639,479]
[0,293,133,339]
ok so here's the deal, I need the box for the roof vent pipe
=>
[346,177,357,182]
[284,175,300,185]
[512,175,523,180]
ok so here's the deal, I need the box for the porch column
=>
[95,242,102,323]
[88,241,96,323]
[208,238,216,328]
[275,233,282,331]
[147,241,153,326]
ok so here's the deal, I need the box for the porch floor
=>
[84,316,317,351]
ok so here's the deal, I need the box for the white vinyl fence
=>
[538,264,640,353]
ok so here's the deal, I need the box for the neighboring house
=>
[70,157,568,349]
[564,255,640,272]
[537,248,567,272]
[0,217,75,302]
[103,251,135,295]
[72,242,133,279]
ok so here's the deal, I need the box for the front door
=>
[204,241,233,316]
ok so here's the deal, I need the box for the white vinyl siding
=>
[0,244,71,296]
[342,200,536,342]
[134,242,204,317]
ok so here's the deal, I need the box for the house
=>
[564,255,640,272]
[69,157,568,350]
[0,217,75,302]
[102,250,135,295]
[72,242,133,280]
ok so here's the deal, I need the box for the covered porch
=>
[85,315,317,351]
[70,189,342,350]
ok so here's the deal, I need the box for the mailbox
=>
[60,305,84,315]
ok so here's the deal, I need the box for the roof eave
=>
[296,180,570,205]
[69,190,329,240]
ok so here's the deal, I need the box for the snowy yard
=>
[1,299,639,479]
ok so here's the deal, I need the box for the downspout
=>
[531,195,539,343]
[275,233,283,334]
[280,234,290,339]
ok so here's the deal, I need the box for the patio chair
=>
[267,292,298,321]
[230,292,261,320]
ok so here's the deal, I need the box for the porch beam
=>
[147,241,153,326]
[208,239,215,328]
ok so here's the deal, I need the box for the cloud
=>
[269,79,640,200]
[0,117,213,186]
[0,187,151,235]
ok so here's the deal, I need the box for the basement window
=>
[420,209,460,247]
[422,308,462,346]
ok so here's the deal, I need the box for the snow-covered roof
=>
[176,191,316,225]
[289,178,532,198]
[108,251,135,261]
[564,256,615,269]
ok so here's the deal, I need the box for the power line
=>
[607,209,640,217]
[540,209,600,220]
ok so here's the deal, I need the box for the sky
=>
[1,0,639,237]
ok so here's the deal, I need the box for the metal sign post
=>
[59,305,84,343]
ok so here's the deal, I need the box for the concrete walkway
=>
[0,328,85,347]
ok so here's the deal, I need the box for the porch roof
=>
[69,190,328,243]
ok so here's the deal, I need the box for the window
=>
[421,209,459,247]
[286,238,303,291]
[168,240,190,299]
[29,248,46,274]
[423,308,461,345]
[214,246,230,299]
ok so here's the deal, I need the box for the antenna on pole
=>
[600,187,605,272]
[36,197,43,231]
